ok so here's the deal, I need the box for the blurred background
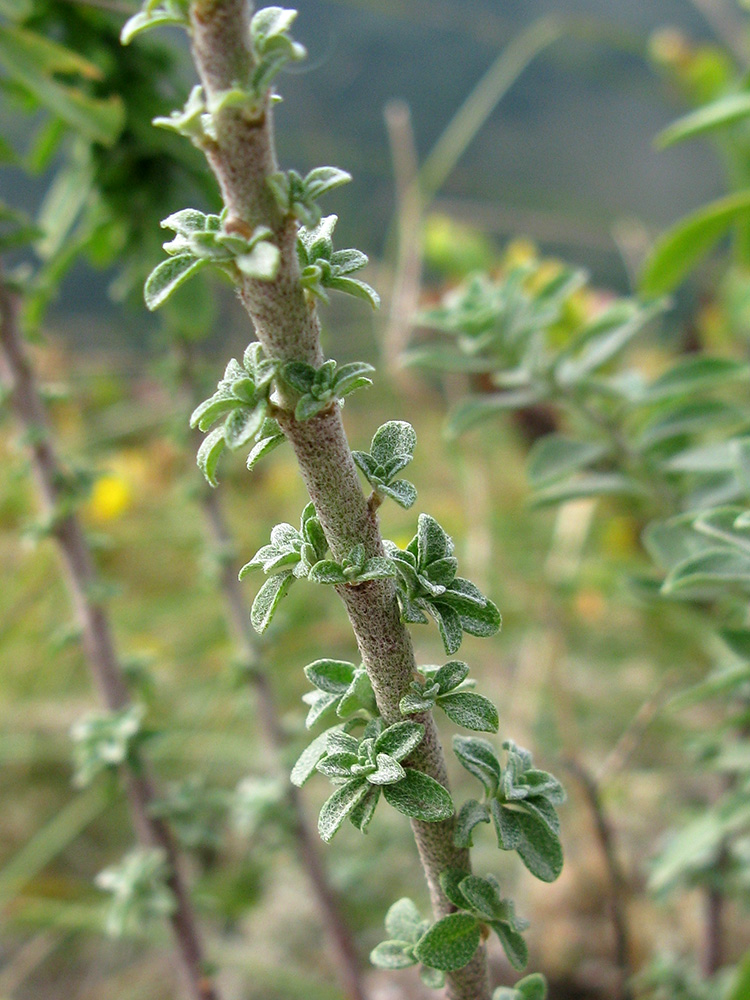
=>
[2,1,750,1000]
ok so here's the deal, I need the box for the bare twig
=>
[563,758,634,1000]
[0,272,219,1000]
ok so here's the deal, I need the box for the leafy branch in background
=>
[416,232,750,993]
[131,3,564,997]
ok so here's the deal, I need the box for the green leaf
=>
[413,913,481,972]
[434,660,470,693]
[384,897,423,941]
[371,420,417,465]
[657,92,750,149]
[374,721,424,761]
[196,427,225,487]
[527,436,609,487]
[635,400,742,450]
[349,784,380,832]
[498,808,564,882]
[144,254,208,311]
[490,921,529,971]
[290,730,331,786]
[250,572,294,632]
[368,754,406,785]
[369,940,417,970]
[454,799,491,847]
[318,778,369,842]
[555,299,661,383]
[640,191,750,296]
[453,736,501,795]
[382,769,454,821]
[439,692,499,732]
[304,659,355,693]
[308,560,348,584]
[420,966,446,990]
[0,26,125,145]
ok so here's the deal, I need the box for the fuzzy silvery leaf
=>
[250,572,294,632]
[318,777,369,842]
[453,736,501,795]
[304,659,355,694]
[433,659,470,692]
[492,805,563,883]
[439,868,472,910]
[297,215,380,308]
[456,873,507,921]
[413,913,481,972]
[384,897,424,942]
[454,799,491,847]
[374,720,424,761]
[420,965,446,990]
[367,753,406,785]
[120,0,189,44]
[491,920,529,971]
[370,940,417,970]
[382,769,454,821]
[236,240,280,280]
[247,419,285,470]
[308,559,348,584]
[144,253,208,311]
[440,693,498,733]
[290,729,332,786]
[348,784,381,832]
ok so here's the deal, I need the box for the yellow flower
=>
[87,475,133,523]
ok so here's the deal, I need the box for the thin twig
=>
[0,272,219,1000]
[563,758,634,1000]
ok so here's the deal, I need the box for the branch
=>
[0,272,218,1000]
[187,3,489,997]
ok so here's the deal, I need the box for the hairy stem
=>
[188,3,490,997]
[0,274,218,1000]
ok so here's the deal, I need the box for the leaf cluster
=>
[238,501,328,631]
[190,342,283,486]
[454,738,565,883]
[281,358,374,421]
[301,658,378,728]
[352,420,418,509]
[384,514,501,655]
[268,165,351,227]
[400,660,499,733]
[313,720,454,840]
[145,208,279,311]
[297,215,380,308]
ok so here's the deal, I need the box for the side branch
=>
[0,275,218,1000]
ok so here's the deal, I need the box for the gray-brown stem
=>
[189,4,491,997]
[0,275,218,1000]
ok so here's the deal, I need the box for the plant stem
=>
[188,4,490,997]
[0,273,219,1000]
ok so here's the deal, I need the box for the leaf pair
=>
[268,166,352,227]
[400,660,499,733]
[352,420,418,509]
[312,720,454,840]
[385,514,501,655]
[145,208,280,311]
[439,869,529,971]
[190,343,284,487]
[281,357,374,421]
[454,737,565,883]
[249,6,307,101]
[297,215,380,308]
[239,502,328,632]
[369,897,445,990]
[301,658,378,728]
[307,542,395,586]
